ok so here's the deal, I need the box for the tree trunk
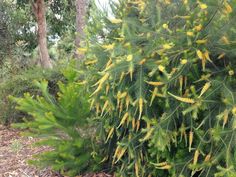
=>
[32,0,52,68]
[75,0,87,59]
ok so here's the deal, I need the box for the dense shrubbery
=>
[13,0,236,177]
[84,0,236,176]
[0,61,63,124]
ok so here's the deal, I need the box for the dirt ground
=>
[0,125,59,177]
[0,125,113,177]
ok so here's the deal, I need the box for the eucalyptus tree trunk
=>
[32,0,52,68]
[75,0,87,59]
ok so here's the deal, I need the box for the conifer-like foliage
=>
[12,64,100,176]
[84,0,236,176]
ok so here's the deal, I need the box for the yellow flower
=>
[109,18,123,24]
[196,50,204,60]
[224,1,233,14]
[229,70,234,76]
[127,55,133,61]
[162,23,169,29]
[196,39,208,44]
[187,31,194,36]
[164,0,171,4]
[232,106,236,116]
[163,43,173,49]
[183,0,188,4]
[158,65,165,72]
[199,3,208,10]
[102,43,115,50]
[181,59,188,65]
[194,24,203,31]
[220,36,230,45]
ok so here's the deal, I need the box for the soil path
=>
[0,125,59,177]
[0,126,113,177]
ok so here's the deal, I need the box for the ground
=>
[0,125,113,177]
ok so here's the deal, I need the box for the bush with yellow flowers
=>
[84,0,236,176]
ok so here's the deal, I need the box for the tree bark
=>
[32,0,52,68]
[75,0,87,59]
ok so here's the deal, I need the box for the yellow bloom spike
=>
[106,127,114,142]
[218,53,225,59]
[119,72,125,83]
[150,87,158,106]
[135,162,139,177]
[155,165,172,170]
[183,0,188,4]
[85,59,97,65]
[152,162,168,167]
[196,50,204,60]
[77,47,87,54]
[189,131,193,152]
[223,109,229,128]
[146,81,164,86]
[204,153,211,162]
[141,128,154,141]
[204,50,213,63]
[101,100,109,116]
[187,31,194,36]
[193,150,200,165]
[132,118,136,130]
[164,0,171,4]
[115,147,127,163]
[125,95,130,110]
[199,3,208,10]
[221,36,230,44]
[113,146,121,163]
[194,24,203,31]
[136,119,140,131]
[198,82,211,98]
[90,99,95,110]
[158,65,165,72]
[109,18,123,24]
[168,92,195,104]
[181,59,188,65]
[105,84,110,95]
[96,103,100,115]
[127,54,133,61]
[196,50,206,71]
[139,98,144,119]
[229,70,234,76]
[118,112,129,128]
[102,43,115,50]
[129,62,134,81]
[163,43,173,50]
[139,59,146,65]
[196,39,207,44]
[224,1,233,14]
[179,76,183,91]
[162,23,169,29]
[117,91,127,99]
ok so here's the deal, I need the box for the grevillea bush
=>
[82,0,236,176]
[13,0,236,176]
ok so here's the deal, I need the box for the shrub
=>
[0,64,62,125]
[84,0,236,176]
[12,63,101,176]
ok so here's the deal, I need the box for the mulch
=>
[0,125,113,177]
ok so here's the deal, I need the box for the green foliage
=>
[83,0,236,176]
[12,63,101,176]
[0,62,62,124]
